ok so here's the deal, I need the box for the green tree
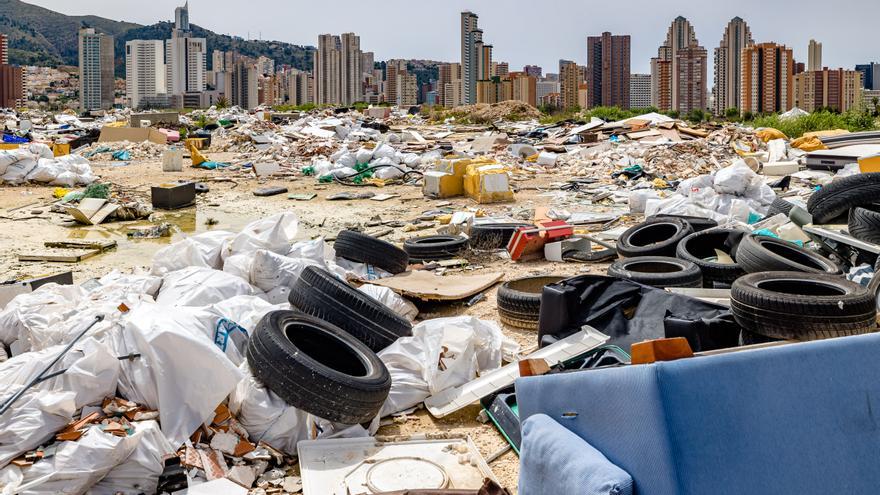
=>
[725,107,741,121]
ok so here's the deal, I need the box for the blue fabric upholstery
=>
[517,365,679,495]
[517,333,880,495]
[520,414,633,495]
[658,334,880,494]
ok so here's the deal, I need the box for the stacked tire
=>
[334,230,409,274]
[806,172,880,245]
[497,276,566,329]
[675,229,745,288]
[731,272,876,342]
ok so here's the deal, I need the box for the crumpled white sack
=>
[0,283,88,349]
[27,143,54,159]
[151,230,233,275]
[221,212,298,260]
[713,160,756,196]
[89,420,175,495]
[377,316,507,417]
[9,425,140,495]
[112,303,243,447]
[228,364,311,455]
[250,250,324,292]
[156,267,257,307]
[0,391,76,468]
[359,285,418,321]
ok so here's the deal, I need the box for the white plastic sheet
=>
[156,267,258,307]
[113,303,243,447]
[377,317,507,417]
[0,283,87,348]
[0,391,76,468]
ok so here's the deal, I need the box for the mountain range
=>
[0,0,315,76]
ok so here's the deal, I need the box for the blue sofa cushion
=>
[658,333,880,495]
[520,414,633,495]
[517,365,679,495]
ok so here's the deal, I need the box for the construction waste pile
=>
[2,102,880,494]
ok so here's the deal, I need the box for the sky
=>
[27,0,880,85]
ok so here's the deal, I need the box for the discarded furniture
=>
[517,333,880,494]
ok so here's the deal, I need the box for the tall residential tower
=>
[713,17,753,115]
[651,16,708,114]
[586,32,631,109]
[78,28,115,111]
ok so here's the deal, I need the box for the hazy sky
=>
[27,0,880,83]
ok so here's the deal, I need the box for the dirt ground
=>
[0,152,623,491]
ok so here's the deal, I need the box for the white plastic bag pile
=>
[646,159,776,223]
[0,143,94,186]
[377,316,517,417]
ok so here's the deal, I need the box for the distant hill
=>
[0,0,314,75]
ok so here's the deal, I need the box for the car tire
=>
[766,198,796,218]
[497,276,567,329]
[616,218,693,258]
[403,235,468,262]
[334,230,409,274]
[246,311,391,424]
[288,266,412,352]
[676,229,746,287]
[469,223,533,250]
[650,214,718,233]
[607,256,702,288]
[730,272,876,341]
[848,205,880,244]
[807,172,880,224]
[736,234,840,275]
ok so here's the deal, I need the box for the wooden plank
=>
[44,240,117,252]
[19,249,101,263]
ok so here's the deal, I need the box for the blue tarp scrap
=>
[196,161,232,170]
[112,150,131,161]
[2,134,28,144]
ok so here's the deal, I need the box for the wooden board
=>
[44,240,117,252]
[368,270,504,301]
[19,248,101,263]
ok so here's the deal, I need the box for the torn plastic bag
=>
[151,230,233,275]
[89,420,175,495]
[0,391,75,468]
[156,267,258,307]
[112,303,243,447]
[8,425,140,494]
[358,285,418,322]
[537,275,741,352]
[287,237,333,263]
[330,257,393,282]
[221,212,298,260]
[377,317,508,417]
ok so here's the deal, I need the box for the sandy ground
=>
[0,152,623,491]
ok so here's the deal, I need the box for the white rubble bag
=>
[227,365,380,456]
[151,230,233,275]
[228,364,311,455]
[89,421,175,495]
[112,303,243,447]
[0,391,76,469]
[6,426,141,495]
[249,250,324,292]
[221,212,299,260]
[156,267,258,307]
[358,285,418,321]
[377,317,507,417]
[0,283,87,348]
